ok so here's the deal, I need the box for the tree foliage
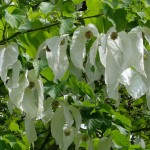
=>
[1,0,150,149]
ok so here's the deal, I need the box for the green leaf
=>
[61,1,75,17]
[73,0,84,4]
[111,130,129,147]
[3,134,17,142]
[0,140,11,149]
[88,119,101,135]
[114,112,131,128]
[44,81,64,99]
[78,82,95,99]
[97,137,112,150]
[18,21,32,33]
[102,0,120,9]
[145,0,150,7]
[129,144,141,150]
[86,0,102,14]
[40,67,54,81]
[60,18,74,35]
[12,142,23,150]
[108,8,127,31]
[5,10,18,28]
[19,31,46,58]
[9,122,20,132]
[5,8,25,29]
[39,2,54,14]
[87,113,112,135]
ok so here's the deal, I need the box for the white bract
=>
[85,56,103,83]
[41,97,54,124]
[51,103,81,150]
[0,42,19,84]
[119,68,147,99]
[99,28,123,104]
[37,35,69,81]
[2,23,150,147]
[120,27,146,76]
[70,24,99,70]
[7,69,44,143]
[99,27,147,105]
[25,117,37,143]
[8,71,29,109]
[22,70,44,119]
[6,60,22,90]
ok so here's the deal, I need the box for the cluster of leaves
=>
[1,0,150,149]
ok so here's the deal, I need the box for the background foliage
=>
[0,0,150,149]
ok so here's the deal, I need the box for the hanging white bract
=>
[70,24,99,71]
[51,103,81,150]
[0,42,19,84]
[99,28,123,104]
[37,35,69,81]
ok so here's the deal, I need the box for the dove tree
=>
[1,0,150,149]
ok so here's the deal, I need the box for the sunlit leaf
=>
[9,122,20,132]
[111,130,129,147]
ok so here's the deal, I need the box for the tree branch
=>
[131,127,150,133]
[0,22,59,45]
[80,13,103,20]
[0,13,103,45]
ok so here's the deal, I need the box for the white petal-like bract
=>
[70,24,99,70]
[0,43,19,83]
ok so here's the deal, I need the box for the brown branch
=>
[80,13,103,20]
[0,13,103,45]
[0,22,59,45]
[131,127,150,133]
